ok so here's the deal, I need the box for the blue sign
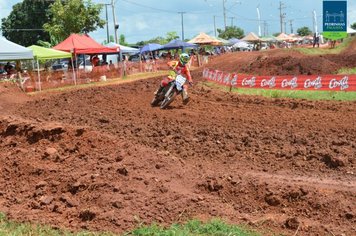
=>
[323,1,347,32]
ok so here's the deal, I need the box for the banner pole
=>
[37,59,41,91]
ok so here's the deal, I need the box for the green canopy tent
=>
[28,45,74,91]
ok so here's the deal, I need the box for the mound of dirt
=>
[206,38,356,75]
[0,82,31,115]
[0,76,354,235]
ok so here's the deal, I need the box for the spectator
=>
[0,65,6,74]
[91,55,99,67]
[109,60,115,70]
[331,40,336,48]
[173,49,179,59]
[167,51,172,60]
[313,33,320,48]
[4,62,13,74]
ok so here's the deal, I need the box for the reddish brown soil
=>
[0,44,355,235]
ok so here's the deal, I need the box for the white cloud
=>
[135,19,149,31]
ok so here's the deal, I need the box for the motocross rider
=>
[155,53,193,105]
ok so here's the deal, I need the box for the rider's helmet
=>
[179,53,190,65]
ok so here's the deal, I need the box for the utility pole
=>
[257,6,261,37]
[228,16,235,27]
[289,19,294,34]
[213,15,217,37]
[263,21,269,36]
[178,12,186,40]
[111,0,118,43]
[278,1,286,33]
[313,10,318,34]
[223,0,227,30]
[105,4,110,43]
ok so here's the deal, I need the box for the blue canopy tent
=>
[140,43,162,54]
[161,39,197,50]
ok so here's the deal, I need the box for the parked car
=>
[233,42,253,51]
[52,62,68,71]
[129,54,140,62]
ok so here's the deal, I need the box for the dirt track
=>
[0,46,356,235]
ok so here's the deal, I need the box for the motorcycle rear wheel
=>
[151,96,161,107]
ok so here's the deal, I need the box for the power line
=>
[120,0,218,15]
[0,28,46,31]
[225,9,279,23]
[120,0,177,13]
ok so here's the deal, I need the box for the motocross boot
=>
[182,90,190,105]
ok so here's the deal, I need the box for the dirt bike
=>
[151,74,188,109]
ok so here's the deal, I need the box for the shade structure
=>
[232,41,250,49]
[241,32,261,42]
[105,42,139,54]
[161,39,197,50]
[188,32,223,45]
[140,43,162,54]
[54,34,119,55]
[0,37,33,61]
[348,27,356,34]
[213,37,231,46]
[260,36,278,42]
[229,38,241,45]
[27,45,75,92]
[28,45,72,60]
[275,33,294,42]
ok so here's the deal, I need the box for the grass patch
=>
[337,67,356,75]
[127,219,260,236]
[0,213,263,236]
[0,212,114,236]
[293,37,353,55]
[204,82,356,101]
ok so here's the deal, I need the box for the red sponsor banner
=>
[202,68,356,91]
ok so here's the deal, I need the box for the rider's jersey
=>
[167,61,192,82]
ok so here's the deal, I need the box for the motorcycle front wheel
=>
[160,86,177,109]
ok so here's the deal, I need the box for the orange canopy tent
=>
[275,33,294,42]
[241,32,261,42]
[188,32,223,46]
[54,34,119,55]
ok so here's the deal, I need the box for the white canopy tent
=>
[105,42,139,54]
[0,37,33,61]
[347,27,356,36]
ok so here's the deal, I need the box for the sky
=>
[1,0,355,44]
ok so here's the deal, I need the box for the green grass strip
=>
[0,213,263,236]
[127,219,260,236]
[292,37,353,55]
[337,67,356,75]
[0,212,113,236]
[204,82,356,101]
